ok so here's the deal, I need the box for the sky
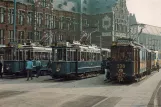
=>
[126,0,161,27]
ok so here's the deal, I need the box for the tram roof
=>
[102,48,111,52]
[22,46,52,52]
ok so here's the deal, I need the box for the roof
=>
[89,0,118,14]
[4,0,33,5]
[142,24,161,36]
[52,0,119,14]
[5,0,119,14]
[129,13,137,25]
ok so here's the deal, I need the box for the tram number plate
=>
[117,64,125,69]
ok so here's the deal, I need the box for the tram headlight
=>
[6,64,11,70]
[56,64,61,72]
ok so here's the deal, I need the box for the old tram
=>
[3,43,52,76]
[110,38,155,82]
[51,41,110,79]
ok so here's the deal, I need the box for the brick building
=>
[0,0,129,48]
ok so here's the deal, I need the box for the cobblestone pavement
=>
[0,71,160,107]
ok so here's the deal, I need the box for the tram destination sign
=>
[117,39,132,45]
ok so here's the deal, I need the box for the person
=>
[0,56,4,78]
[156,60,159,72]
[0,61,3,78]
[26,58,34,81]
[47,59,52,72]
[104,58,111,81]
[36,58,41,78]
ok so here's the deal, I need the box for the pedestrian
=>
[0,61,3,78]
[47,59,52,72]
[26,58,34,81]
[0,56,4,78]
[104,58,111,81]
[36,58,41,78]
[157,60,159,72]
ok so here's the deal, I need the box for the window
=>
[73,18,76,31]
[35,31,42,42]
[27,12,32,25]
[72,7,76,11]
[27,32,33,42]
[0,29,4,44]
[66,17,71,30]
[36,13,43,27]
[27,0,33,3]
[53,16,56,28]
[60,17,64,29]
[0,7,5,23]
[8,30,14,42]
[45,14,50,28]
[58,4,62,8]
[8,9,14,24]
[18,10,25,25]
[58,34,63,41]
[83,0,87,4]
[18,31,24,44]
[64,1,67,5]
[42,0,47,7]
[55,16,59,29]
[83,7,87,11]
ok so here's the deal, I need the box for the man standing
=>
[0,56,4,78]
[157,60,159,72]
[36,58,41,78]
[26,59,34,81]
[104,58,111,81]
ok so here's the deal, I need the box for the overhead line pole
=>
[14,0,16,43]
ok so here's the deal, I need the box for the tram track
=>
[0,91,28,100]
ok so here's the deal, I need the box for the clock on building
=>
[102,15,111,30]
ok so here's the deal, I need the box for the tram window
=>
[4,48,14,60]
[111,46,133,61]
[56,48,67,61]
[81,52,85,61]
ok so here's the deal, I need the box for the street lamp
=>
[13,0,17,59]
[14,0,16,43]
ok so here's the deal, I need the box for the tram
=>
[3,43,52,76]
[110,38,156,82]
[51,41,110,79]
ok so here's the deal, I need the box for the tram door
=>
[134,48,140,75]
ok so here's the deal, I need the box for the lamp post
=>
[13,0,17,59]
[14,0,16,43]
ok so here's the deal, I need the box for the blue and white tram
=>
[3,44,52,76]
[51,42,110,78]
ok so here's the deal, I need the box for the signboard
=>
[102,32,112,36]
[117,39,131,45]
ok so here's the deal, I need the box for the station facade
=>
[0,0,130,48]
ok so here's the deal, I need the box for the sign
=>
[117,39,131,45]
[102,32,112,36]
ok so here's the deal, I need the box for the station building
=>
[0,0,129,48]
[129,14,161,51]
